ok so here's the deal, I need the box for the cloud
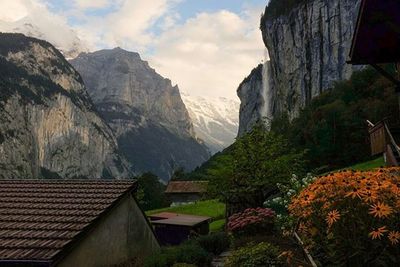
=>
[149,7,265,99]
[74,0,110,9]
[0,0,88,58]
[0,0,29,22]
[0,0,266,100]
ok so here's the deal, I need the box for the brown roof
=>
[0,179,137,266]
[165,181,208,194]
[149,212,211,227]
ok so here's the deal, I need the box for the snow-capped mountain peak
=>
[181,93,239,154]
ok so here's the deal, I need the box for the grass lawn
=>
[210,219,225,232]
[347,157,385,171]
[146,199,225,221]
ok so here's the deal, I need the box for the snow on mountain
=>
[0,18,87,59]
[181,93,240,154]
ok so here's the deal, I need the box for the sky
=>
[0,0,268,100]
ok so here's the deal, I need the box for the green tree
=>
[136,172,169,211]
[208,123,305,214]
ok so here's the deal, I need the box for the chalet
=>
[0,180,159,267]
[148,212,211,246]
[165,181,208,206]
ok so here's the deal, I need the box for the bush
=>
[228,208,275,237]
[289,168,400,266]
[264,173,316,231]
[172,264,196,267]
[144,243,212,267]
[225,242,283,267]
[194,232,231,255]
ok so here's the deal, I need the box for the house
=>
[0,180,159,267]
[148,212,211,246]
[165,181,208,206]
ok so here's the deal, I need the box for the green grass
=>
[347,157,385,171]
[146,200,225,221]
[210,219,226,232]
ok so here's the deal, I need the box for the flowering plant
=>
[289,168,400,266]
[227,207,275,237]
[264,173,316,230]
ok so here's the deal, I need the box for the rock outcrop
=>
[0,33,131,179]
[70,49,210,181]
[238,0,362,135]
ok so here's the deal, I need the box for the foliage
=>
[228,208,276,237]
[136,172,169,211]
[210,219,225,232]
[261,0,308,23]
[144,242,212,267]
[146,200,225,221]
[192,232,231,255]
[289,168,400,266]
[347,157,385,171]
[172,264,196,267]
[271,67,399,173]
[264,173,316,231]
[225,242,284,267]
[207,123,305,213]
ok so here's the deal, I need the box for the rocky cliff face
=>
[70,49,210,181]
[238,0,362,135]
[0,33,131,179]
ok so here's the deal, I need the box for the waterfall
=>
[261,50,273,127]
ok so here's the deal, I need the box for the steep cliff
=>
[70,49,210,181]
[0,33,131,179]
[238,0,362,135]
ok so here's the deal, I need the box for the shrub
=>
[225,242,283,267]
[289,168,400,266]
[194,232,231,255]
[264,173,316,231]
[227,208,275,237]
[144,243,212,267]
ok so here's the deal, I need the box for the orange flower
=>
[326,210,341,227]
[369,226,388,240]
[369,202,393,218]
[345,187,363,199]
[361,190,377,203]
[388,231,400,245]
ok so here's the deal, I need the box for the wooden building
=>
[165,181,208,206]
[148,212,211,246]
[348,0,400,166]
[0,180,159,267]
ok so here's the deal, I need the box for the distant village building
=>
[165,181,208,206]
[148,212,211,246]
[0,180,159,267]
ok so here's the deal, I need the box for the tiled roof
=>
[165,181,208,194]
[149,212,211,227]
[0,180,137,265]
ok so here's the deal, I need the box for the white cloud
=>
[0,0,88,58]
[0,0,29,22]
[149,8,265,100]
[74,0,110,9]
[0,0,266,100]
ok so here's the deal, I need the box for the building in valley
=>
[165,181,208,206]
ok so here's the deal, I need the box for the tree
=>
[207,122,305,214]
[136,172,170,211]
